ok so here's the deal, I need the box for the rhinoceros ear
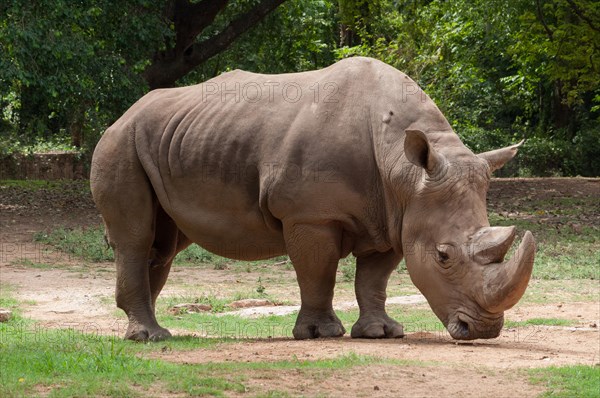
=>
[478,140,524,172]
[404,129,444,174]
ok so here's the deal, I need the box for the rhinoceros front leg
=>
[351,250,405,338]
[284,223,346,339]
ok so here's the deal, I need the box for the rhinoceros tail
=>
[103,226,110,249]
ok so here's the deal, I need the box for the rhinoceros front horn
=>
[480,231,536,313]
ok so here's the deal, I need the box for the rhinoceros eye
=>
[436,244,453,268]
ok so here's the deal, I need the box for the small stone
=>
[229,299,273,308]
[374,386,380,391]
[168,303,212,315]
[0,309,12,322]
[590,322,597,328]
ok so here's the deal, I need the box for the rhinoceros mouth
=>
[447,312,504,340]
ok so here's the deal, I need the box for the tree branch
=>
[144,0,287,89]
[186,0,287,67]
[536,0,554,41]
[173,0,229,54]
[565,0,600,32]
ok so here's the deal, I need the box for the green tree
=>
[0,0,290,148]
[334,0,599,175]
[0,1,169,147]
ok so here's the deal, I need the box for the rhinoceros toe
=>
[351,316,404,339]
[292,315,346,339]
[125,324,172,342]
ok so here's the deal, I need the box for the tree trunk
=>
[69,109,85,148]
[19,85,50,140]
[552,80,571,130]
[144,0,287,89]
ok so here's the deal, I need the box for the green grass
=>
[0,324,244,397]
[504,318,574,328]
[520,279,599,303]
[339,262,355,282]
[0,315,401,398]
[33,225,283,269]
[34,226,113,263]
[160,291,284,314]
[0,284,21,319]
[8,258,65,269]
[0,179,79,189]
[489,213,600,280]
[174,243,225,266]
[33,226,224,265]
[34,214,599,281]
[155,302,443,339]
[530,366,600,397]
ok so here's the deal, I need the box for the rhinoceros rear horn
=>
[478,140,524,172]
[404,129,445,174]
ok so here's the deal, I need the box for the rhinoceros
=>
[91,56,535,341]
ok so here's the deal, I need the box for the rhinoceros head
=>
[400,129,535,340]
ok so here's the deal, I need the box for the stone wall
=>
[0,152,88,180]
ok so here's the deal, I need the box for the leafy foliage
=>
[0,0,598,175]
[334,0,599,176]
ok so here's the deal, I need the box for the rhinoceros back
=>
[95,57,448,259]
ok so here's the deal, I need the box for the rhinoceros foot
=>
[292,311,346,339]
[351,314,404,339]
[125,323,172,342]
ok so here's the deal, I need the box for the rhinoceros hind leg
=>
[351,250,405,339]
[284,223,345,340]
[148,205,192,310]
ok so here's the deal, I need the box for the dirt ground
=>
[0,178,599,397]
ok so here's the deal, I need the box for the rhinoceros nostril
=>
[457,319,469,336]
[448,318,470,340]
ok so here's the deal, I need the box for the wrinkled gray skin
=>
[91,57,535,342]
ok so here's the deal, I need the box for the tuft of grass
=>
[0,179,80,190]
[174,244,223,265]
[255,391,294,398]
[9,258,64,269]
[0,284,21,319]
[339,263,355,282]
[530,365,600,397]
[159,290,278,315]
[34,226,113,263]
[504,318,574,328]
